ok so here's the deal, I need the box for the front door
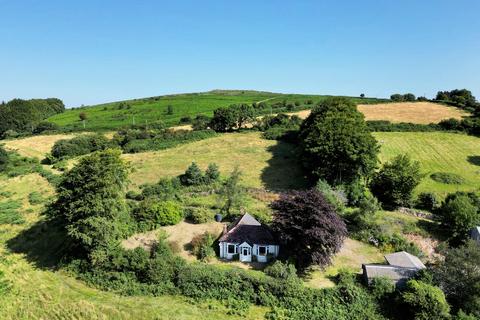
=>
[239,246,251,262]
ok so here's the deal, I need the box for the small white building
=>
[471,226,480,244]
[218,213,279,263]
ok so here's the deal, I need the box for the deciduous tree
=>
[271,189,347,270]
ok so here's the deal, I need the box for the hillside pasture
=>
[123,132,307,191]
[47,91,387,132]
[374,131,480,196]
[2,134,80,159]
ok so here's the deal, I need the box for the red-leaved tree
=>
[271,189,347,270]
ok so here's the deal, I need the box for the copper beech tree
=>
[271,189,347,270]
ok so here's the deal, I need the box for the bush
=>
[370,154,422,209]
[430,172,465,185]
[190,232,215,261]
[369,277,395,300]
[180,162,204,186]
[33,121,59,134]
[0,146,8,172]
[391,94,404,102]
[435,193,480,243]
[134,200,183,230]
[416,192,439,211]
[28,191,44,205]
[140,178,182,201]
[401,280,450,320]
[185,207,211,224]
[204,163,220,183]
[51,134,111,159]
[179,116,191,124]
[264,261,298,281]
[191,115,210,131]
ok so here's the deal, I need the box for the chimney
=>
[222,223,228,235]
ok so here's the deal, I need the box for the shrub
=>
[370,154,422,209]
[166,105,174,115]
[430,172,465,185]
[180,162,204,186]
[51,134,111,159]
[369,277,395,300]
[0,146,8,172]
[134,200,183,230]
[204,163,220,183]
[33,121,59,134]
[140,178,182,201]
[191,232,215,261]
[185,207,211,224]
[264,261,298,281]
[417,192,439,211]
[0,200,24,224]
[435,193,480,243]
[191,115,210,131]
[79,112,87,121]
[28,191,44,205]
[179,116,191,124]
[401,280,450,320]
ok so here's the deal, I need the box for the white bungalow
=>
[218,213,279,263]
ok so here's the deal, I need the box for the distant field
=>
[374,131,480,196]
[2,133,80,159]
[291,101,468,124]
[47,90,387,131]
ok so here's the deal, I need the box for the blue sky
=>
[1,0,479,107]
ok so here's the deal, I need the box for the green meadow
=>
[47,90,387,131]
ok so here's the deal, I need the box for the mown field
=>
[374,131,480,197]
[290,101,468,124]
[47,90,387,131]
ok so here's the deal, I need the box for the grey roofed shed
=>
[384,251,426,269]
[362,264,420,287]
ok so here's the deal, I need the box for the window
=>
[227,244,236,254]
[258,246,267,256]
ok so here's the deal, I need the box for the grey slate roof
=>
[218,213,276,245]
[362,251,425,287]
[384,251,426,269]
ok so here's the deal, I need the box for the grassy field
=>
[0,174,267,320]
[123,132,307,191]
[47,90,386,131]
[290,101,467,124]
[374,131,480,197]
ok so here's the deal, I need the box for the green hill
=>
[47,90,387,132]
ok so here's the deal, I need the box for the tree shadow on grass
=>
[6,218,69,270]
[467,155,480,166]
[260,141,310,191]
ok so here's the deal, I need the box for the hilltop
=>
[46,90,388,131]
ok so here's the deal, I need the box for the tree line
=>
[0,98,64,138]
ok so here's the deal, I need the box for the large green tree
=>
[436,192,480,244]
[299,97,379,184]
[432,241,480,318]
[370,154,422,209]
[49,149,132,264]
